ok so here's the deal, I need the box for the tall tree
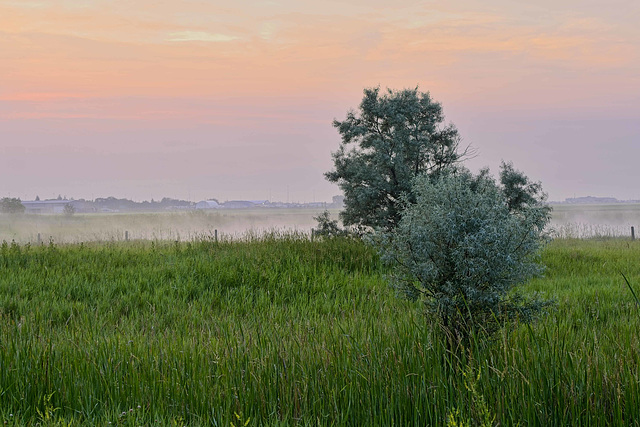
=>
[325,87,467,231]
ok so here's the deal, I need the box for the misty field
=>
[2,203,640,245]
[549,203,640,238]
[0,209,335,244]
[1,235,639,425]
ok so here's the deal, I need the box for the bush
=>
[63,203,76,217]
[0,198,25,214]
[313,210,345,238]
[313,210,370,239]
[380,166,552,346]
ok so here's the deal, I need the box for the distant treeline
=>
[4,195,344,214]
[557,196,640,204]
[90,196,193,212]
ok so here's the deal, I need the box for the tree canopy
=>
[325,87,466,231]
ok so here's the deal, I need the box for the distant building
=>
[220,200,270,209]
[22,200,79,214]
[71,200,98,213]
[221,200,257,209]
[195,200,221,210]
[565,196,620,204]
[306,202,327,208]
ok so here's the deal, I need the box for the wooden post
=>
[37,233,41,245]
[125,230,129,241]
[311,228,315,242]
[215,229,218,243]
[632,226,635,241]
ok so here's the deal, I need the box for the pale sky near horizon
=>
[1,0,639,203]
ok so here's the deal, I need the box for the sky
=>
[1,0,639,203]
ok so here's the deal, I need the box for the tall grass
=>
[549,222,635,239]
[0,235,639,425]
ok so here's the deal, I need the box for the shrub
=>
[380,166,552,346]
[313,210,345,238]
[0,197,25,214]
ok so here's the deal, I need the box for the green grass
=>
[0,235,639,425]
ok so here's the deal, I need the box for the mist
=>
[0,209,333,245]
[2,203,640,244]
[549,204,640,239]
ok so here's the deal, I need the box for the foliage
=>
[0,197,25,214]
[325,87,467,231]
[446,366,494,427]
[500,160,546,212]
[381,166,552,344]
[63,203,76,217]
[313,210,364,238]
[313,210,346,238]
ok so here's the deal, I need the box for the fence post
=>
[215,229,218,243]
[632,226,635,241]
[37,233,41,245]
[311,228,315,242]
[125,230,129,241]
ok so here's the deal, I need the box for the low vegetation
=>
[381,166,552,346]
[1,235,639,425]
[0,198,25,215]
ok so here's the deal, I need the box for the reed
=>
[0,236,639,425]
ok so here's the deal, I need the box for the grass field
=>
[0,209,336,244]
[1,234,639,425]
[549,203,640,238]
[1,203,639,244]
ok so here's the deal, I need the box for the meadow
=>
[0,234,639,425]
[1,202,639,244]
[549,203,640,238]
[0,209,334,244]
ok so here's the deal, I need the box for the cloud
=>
[167,31,238,42]
[3,1,46,8]
[0,92,87,102]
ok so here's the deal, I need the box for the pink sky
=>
[1,0,639,202]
